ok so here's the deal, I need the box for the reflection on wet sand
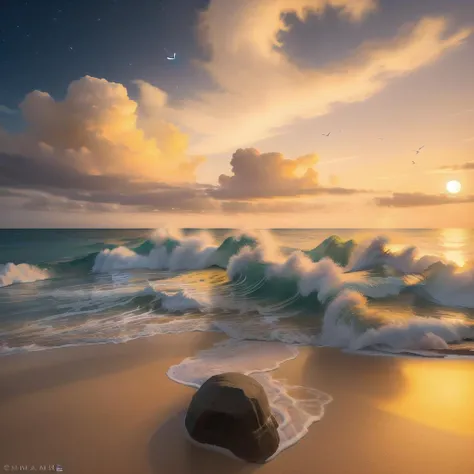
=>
[378,359,474,436]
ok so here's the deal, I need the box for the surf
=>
[1,228,473,357]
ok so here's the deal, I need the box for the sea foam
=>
[319,290,474,352]
[0,262,50,288]
[167,339,332,461]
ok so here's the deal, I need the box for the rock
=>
[184,372,280,463]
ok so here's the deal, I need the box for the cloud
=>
[136,2,472,153]
[0,141,369,213]
[0,105,17,115]
[21,194,121,213]
[451,108,474,117]
[212,148,318,198]
[0,76,203,184]
[209,148,368,199]
[0,144,365,214]
[319,156,359,166]
[375,192,474,208]
[375,173,411,180]
[0,181,219,214]
[67,187,219,213]
[0,148,218,213]
[432,161,474,173]
[221,199,327,214]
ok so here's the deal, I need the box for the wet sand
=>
[1,333,474,474]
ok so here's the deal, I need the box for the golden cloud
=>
[0,76,203,183]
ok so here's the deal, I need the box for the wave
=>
[319,290,474,353]
[2,229,473,357]
[227,244,422,305]
[91,229,258,273]
[419,262,474,309]
[346,236,441,274]
[305,235,355,267]
[0,262,50,288]
[154,289,210,312]
[3,229,472,314]
[3,229,472,313]
[0,343,47,355]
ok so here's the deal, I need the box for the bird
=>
[322,132,331,137]
[166,52,176,60]
[412,161,416,165]
[414,146,424,154]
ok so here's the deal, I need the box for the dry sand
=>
[1,333,474,474]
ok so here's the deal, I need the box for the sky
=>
[0,0,473,228]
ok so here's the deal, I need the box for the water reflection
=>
[439,228,469,267]
[379,360,474,436]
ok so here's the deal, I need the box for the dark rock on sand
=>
[184,372,280,464]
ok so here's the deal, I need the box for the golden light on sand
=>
[446,180,461,194]
[379,361,474,436]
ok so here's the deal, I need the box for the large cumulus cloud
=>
[0,76,203,183]
[210,148,368,199]
[0,76,222,214]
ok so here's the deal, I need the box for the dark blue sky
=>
[0,0,210,112]
[1,0,473,117]
[2,0,474,108]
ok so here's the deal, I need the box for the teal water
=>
[0,228,473,356]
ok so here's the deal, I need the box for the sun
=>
[446,180,461,194]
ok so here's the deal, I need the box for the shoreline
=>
[1,333,474,474]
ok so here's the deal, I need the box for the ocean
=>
[1,228,473,455]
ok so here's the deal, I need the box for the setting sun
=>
[446,180,462,194]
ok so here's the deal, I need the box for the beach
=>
[1,333,474,474]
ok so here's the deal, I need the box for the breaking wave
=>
[0,262,50,288]
[1,228,473,356]
[319,290,474,353]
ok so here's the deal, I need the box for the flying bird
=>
[322,132,331,137]
[414,146,424,154]
[166,52,176,60]
[412,161,416,165]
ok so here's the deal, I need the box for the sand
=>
[1,333,474,474]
